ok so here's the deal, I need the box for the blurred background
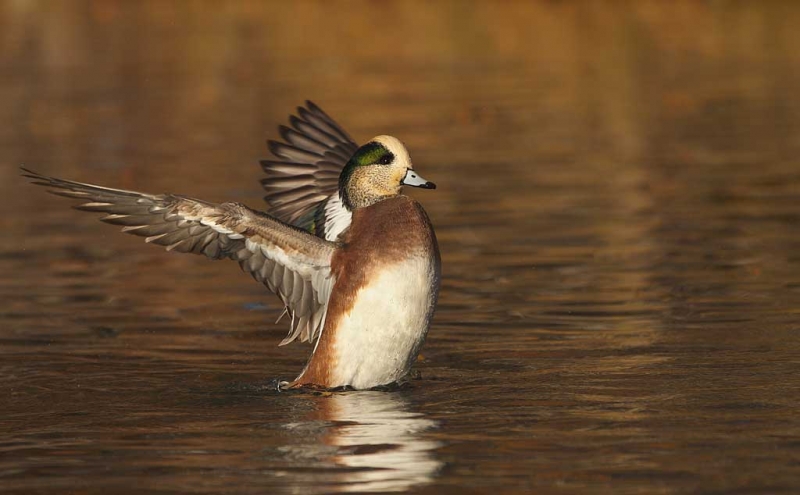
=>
[2,2,800,494]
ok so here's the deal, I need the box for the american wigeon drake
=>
[23,102,441,390]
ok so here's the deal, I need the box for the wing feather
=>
[260,101,356,235]
[22,167,336,345]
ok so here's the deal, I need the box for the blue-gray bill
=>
[402,169,436,189]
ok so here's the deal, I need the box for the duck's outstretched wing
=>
[22,168,335,346]
[260,101,355,241]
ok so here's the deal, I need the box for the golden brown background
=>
[2,2,800,494]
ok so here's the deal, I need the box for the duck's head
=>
[339,136,435,210]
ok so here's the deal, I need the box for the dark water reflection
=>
[3,2,800,493]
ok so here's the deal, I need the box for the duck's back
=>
[294,195,441,389]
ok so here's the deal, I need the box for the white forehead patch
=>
[371,135,413,168]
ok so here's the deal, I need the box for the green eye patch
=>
[350,142,394,167]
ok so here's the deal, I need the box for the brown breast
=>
[291,195,440,387]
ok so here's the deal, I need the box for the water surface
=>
[2,2,800,494]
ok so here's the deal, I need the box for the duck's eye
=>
[377,153,394,165]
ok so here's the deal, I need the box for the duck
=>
[22,102,441,390]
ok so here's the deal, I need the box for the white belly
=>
[329,256,437,389]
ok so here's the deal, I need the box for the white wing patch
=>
[324,194,353,241]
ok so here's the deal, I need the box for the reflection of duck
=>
[319,392,443,493]
[23,103,441,390]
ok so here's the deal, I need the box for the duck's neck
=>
[339,188,395,210]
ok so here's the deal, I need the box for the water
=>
[3,2,800,493]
